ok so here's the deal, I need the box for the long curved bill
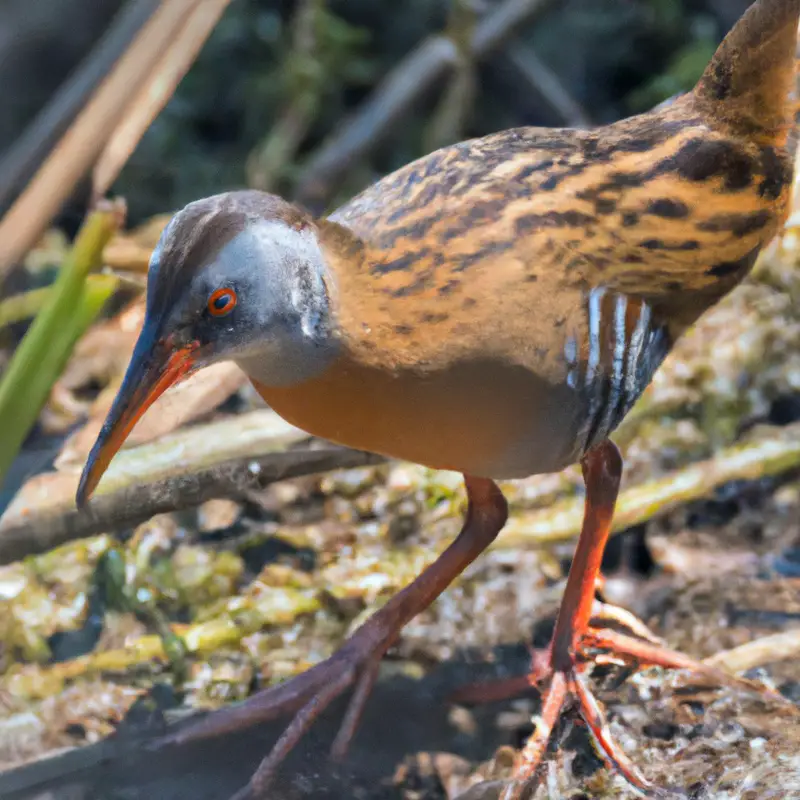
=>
[76,328,198,507]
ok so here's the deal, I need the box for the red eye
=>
[208,287,237,317]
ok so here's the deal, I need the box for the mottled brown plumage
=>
[258,110,795,475]
[252,0,798,482]
[76,1,800,798]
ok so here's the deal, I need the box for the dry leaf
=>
[41,298,146,434]
[102,214,171,273]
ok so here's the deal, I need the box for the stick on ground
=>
[0,409,385,564]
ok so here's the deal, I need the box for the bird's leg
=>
[501,439,779,799]
[451,444,785,798]
[153,476,508,800]
[547,441,623,673]
[500,440,656,798]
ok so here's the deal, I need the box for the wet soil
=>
[0,482,798,800]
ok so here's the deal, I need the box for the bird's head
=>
[76,190,338,506]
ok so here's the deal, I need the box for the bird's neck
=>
[233,335,339,387]
[234,259,342,388]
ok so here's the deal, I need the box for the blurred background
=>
[0,0,752,226]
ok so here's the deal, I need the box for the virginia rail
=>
[77,0,800,796]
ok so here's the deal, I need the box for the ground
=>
[0,451,799,800]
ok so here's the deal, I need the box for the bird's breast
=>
[250,353,585,480]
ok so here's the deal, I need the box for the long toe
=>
[504,663,657,799]
[570,669,653,793]
[506,670,569,796]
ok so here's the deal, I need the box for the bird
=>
[76,0,799,797]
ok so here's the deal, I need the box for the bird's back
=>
[257,0,799,479]
[329,98,792,357]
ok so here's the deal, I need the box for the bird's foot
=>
[453,613,782,799]
[151,476,509,800]
[498,622,781,800]
[447,598,664,707]
[156,626,390,800]
[500,656,652,800]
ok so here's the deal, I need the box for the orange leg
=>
[502,440,650,799]
[489,440,763,799]
[152,476,508,800]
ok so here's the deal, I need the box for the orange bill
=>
[76,332,198,506]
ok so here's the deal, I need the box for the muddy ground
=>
[0,441,799,800]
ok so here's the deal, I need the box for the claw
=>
[246,667,355,797]
[571,669,651,792]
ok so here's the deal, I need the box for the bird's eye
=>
[208,287,237,317]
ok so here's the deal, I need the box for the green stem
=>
[0,206,122,485]
[0,274,120,330]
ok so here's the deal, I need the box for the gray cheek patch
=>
[199,221,339,386]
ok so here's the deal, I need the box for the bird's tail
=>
[692,0,800,144]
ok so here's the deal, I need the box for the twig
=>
[704,629,800,673]
[246,0,326,192]
[504,43,592,128]
[0,0,199,281]
[294,0,557,211]
[498,423,800,548]
[423,0,479,154]
[9,418,797,570]
[0,0,161,218]
[294,35,456,210]
[0,409,385,564]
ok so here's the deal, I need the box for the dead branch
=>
[0,0,160,218]
[294,0,557,211]
[504,43,591,128]
[93,0,233,200]
[0,0,205,280]
[0,446,384,566]
[422,0,478,153]
[246,0,326,192]
[0,409,385,564]
[704,629,800,673]
[499,423,800,548]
